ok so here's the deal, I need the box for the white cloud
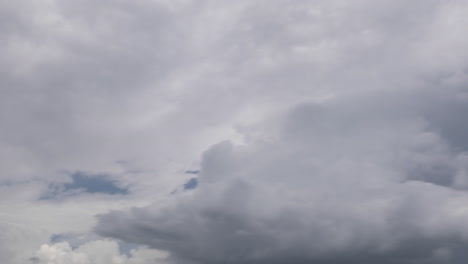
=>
[33,240,169,264]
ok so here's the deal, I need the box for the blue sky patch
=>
[40,172,128,200]
[183,178,198,190]
[64,172,128,195]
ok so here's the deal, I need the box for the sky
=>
[1,0,468,263]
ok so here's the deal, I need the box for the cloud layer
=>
[96,88,468,264]
[1,0,468,263]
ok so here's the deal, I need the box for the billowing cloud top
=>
[1,0,468,263]
[96,90,468,264]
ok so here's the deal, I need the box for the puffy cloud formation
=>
[88,1,468,263]
[33,240,169,264]
[96,88,468,264]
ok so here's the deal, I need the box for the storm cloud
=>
[96,88,468,264]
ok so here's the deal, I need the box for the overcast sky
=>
[1,0,468,263]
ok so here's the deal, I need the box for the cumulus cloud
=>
[32,240,169,264]
[96,88,468,263]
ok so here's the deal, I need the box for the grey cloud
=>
[1,0,468,263]
[0,0,194,183]
[1,0,467,184]
[90,0,468,263]
[0,224,49,264]
[96,88,468,264]
[28,257,40,264]
[423,93,468,152]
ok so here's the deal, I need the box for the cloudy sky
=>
[1,0,468,263]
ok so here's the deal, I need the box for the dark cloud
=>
[28,257,40,264]
[89,0,468,263]
[96,88,468,264]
